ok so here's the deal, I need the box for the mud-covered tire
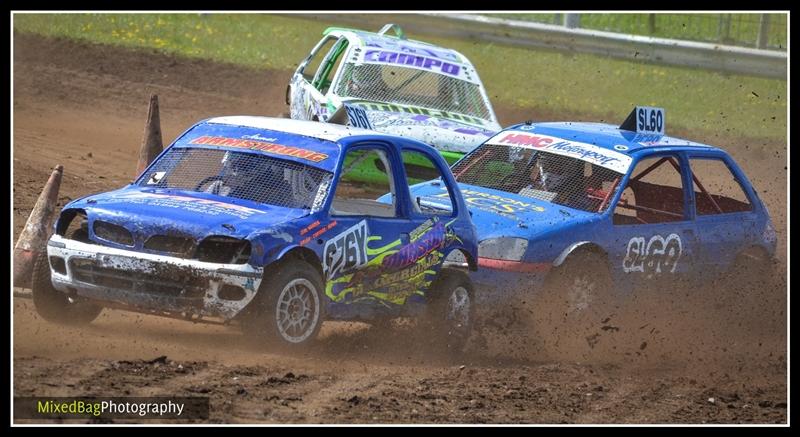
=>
[422,268,475,355]
[534,251,618,361]
[245,260,325,349]
[720,247,779,312]
[31,251,102,326]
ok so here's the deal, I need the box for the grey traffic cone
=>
[13,164,64,289]
[135,94,163,177]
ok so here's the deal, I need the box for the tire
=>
[245,260,325,349]
[422,268,475,355]
[534,251,618,361]
[31,252,102,326]
[721,247,777,313]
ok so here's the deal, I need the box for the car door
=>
[686,152,759,276]
[608,152,700,292]
[324,142,429,318]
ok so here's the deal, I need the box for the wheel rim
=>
[566,275,596,314]
[275,278,320,344]
[446,286,471,334]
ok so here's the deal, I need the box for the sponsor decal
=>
[360,34,460,62]
[299,220,321,236]
[622,233,683,274]
[490,132,632,173]
[373,252,442,288]
[189,136,329,163]
[325,217,459,306]
[120,192,265,219]
[363,50,462,77]
[381,218,452,270]
[437,189,545,218]
[300,220,337,246]
[323,220,368,277]
[353,101,489,127]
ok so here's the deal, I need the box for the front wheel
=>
[534,251,618,361]
[422,268,475,355]
[245,260,325,349]
[31,252,102,326]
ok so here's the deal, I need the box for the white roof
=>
[206,116,377,142]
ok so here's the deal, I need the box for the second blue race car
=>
[406,107,778,328]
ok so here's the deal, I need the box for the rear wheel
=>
[721,247,778,313]
[245,260,324,349]
[422,268,475,355]
[31,252,102,326]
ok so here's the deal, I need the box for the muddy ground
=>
[12,32,788,424]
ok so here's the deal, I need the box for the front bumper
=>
[45,234,263,320]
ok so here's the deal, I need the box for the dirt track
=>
[12,32,788,424]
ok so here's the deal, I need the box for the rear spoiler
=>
[324,24,407,40]
[377,23,406,40]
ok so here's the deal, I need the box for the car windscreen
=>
[452,143,625,213]
[138,147,333,210]
[335,62,492,121]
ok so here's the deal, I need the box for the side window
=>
[613,155,686,225]
[315,39,349,94]
[332,148,397,218]
[689,158,753,215]
[300,37,336,82]
[402,150,455,216]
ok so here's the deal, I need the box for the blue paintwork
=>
[416,121,777,301]
[57,119,478,321]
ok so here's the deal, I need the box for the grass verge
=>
[13,13,787,143]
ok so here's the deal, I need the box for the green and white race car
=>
[287,24,501,182]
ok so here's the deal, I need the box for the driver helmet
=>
[535,152,581,191]
[347,66,381,95]
[221,152,263,188]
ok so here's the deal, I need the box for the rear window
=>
[138,148,332,210]
[335,63,492,121]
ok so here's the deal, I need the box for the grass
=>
[488,13,788,50]
[13,13,787,143]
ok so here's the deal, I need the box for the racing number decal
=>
[622,233,682,274]
[345,104,374,130]
[635,107,665,135]
[323,220,369,278]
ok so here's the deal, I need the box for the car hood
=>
[410,181,597,240]
[64,186,308,243]
[352,101,500,154]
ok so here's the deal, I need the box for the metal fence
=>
[488,13,787,51]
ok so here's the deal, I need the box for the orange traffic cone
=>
[13,164,64,289]
[135,94,163,177]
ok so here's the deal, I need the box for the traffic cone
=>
[135,94,163,177]
[13,164,64,289]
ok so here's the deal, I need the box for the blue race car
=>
[33,117,478,351]
[407,107,778,322]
